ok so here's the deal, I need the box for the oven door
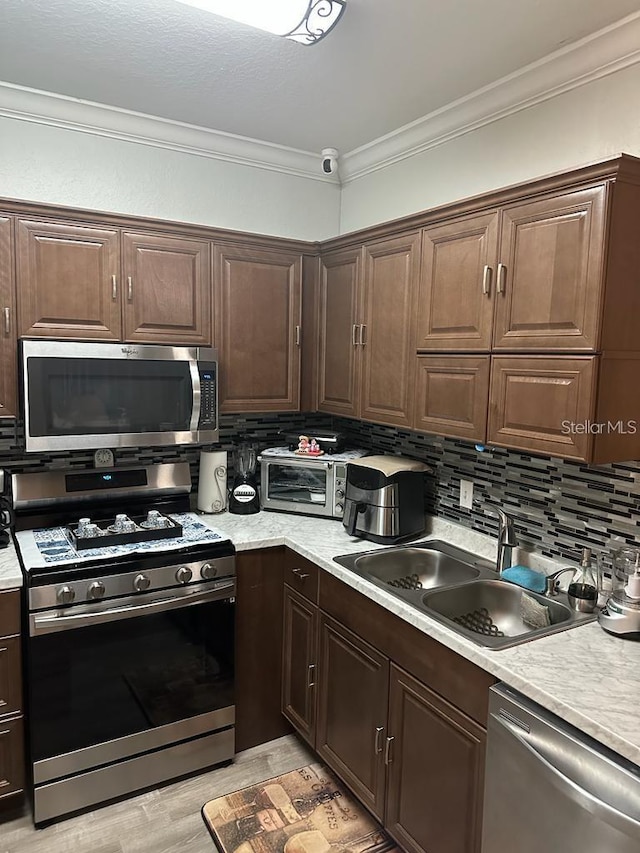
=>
[261,458,338,517]
[27,580,235,791]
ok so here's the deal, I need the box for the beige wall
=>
[339,63,640,234]
[0,116,340,241]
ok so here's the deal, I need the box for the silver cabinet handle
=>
[384,735,394,765]
[352,324,359,346]
[375,726,384,754]
[291,567,310,581]
[111,275,117,300]
[127,276,133,301]
[3,307,9,336]
[359,324,367,346]
[496,263,506,294]
[482,265,492,295]
[307,664,316,689]
[295,325,301,346]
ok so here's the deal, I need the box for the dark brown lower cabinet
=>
[235,549,292,752]
[316,615,389,821]
[386,665,486,853]
[282,585,317,746]
[0,590,24,814]
[281,558,493,853]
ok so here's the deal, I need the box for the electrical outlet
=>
[459,479,474,509]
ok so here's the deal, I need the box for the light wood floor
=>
[1,735,313,853]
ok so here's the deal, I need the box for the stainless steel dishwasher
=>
[482,684,640,852]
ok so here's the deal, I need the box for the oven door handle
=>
[30,580,235,636]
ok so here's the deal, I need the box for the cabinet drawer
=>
[0,636,22,717]
[0,716,25,800]
[284,551,319,603]
[0,590,20,636]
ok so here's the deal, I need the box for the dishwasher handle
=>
[493,710,640,838]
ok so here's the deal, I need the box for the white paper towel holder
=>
[197,450,227,514]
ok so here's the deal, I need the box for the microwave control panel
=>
[198,363,218,427]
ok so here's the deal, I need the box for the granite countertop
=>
[197,509,640,770]
[4,507,639,769]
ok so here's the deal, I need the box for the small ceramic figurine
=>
[297,435,310,453]
[308,438,322,455]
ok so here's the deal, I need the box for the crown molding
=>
[0,81,338,185]
[341,11,640,183]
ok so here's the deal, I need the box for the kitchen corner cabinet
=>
[0,217,17,418]
[122,233,210,344]
[318,232,420,428]
[282,556,495,853]
[0,590,25,812]
[416,185,607,353]
[214,244,301,413]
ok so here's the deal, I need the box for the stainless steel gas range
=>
[12,462,236,826]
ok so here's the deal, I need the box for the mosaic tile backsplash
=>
[1,413,639,567]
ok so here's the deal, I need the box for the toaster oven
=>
[258,447,367,519]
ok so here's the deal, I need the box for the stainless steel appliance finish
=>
[14,463,236,825]
[342,455,431,544]
[598,589,640,638]
[483,685,640,852]
[21,340,218,452]
[259,447,367,519]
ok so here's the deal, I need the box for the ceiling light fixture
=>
[175,0,346,45]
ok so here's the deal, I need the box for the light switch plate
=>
[459,479,474,509]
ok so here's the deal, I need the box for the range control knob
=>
[87,581,106,600]
[201,562,217,580]
[176,566,193,585]
[336,489,345,499]
[133,573,151,592]
[336,503,344,514]
[56,585,75,605]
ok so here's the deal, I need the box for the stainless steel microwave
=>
[21,340,218,453]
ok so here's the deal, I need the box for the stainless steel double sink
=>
[333,540,595,650]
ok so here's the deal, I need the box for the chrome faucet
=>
[492,509,518,576]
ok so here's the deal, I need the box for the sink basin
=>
[333,541,596,649]
[422,579,595,649]
[353,547,481,590]
[333,540,496,596]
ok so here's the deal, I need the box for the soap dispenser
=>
[567,547,598,612]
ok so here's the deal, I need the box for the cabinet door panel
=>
[123,233,210,344]
[0,217,17,417]
[361,233,420,427]
[386,665,485,853]
[488,356,598,461]
[493,187,607,350]
[316,615,388,821]
[17,220,121,339]
[0,636,22,718]
[0,717,24,801]
[318,248,361,417]
[214,246,301,412]
[417,212,498,350]
[414,356,489,442]
[282,586,317,746]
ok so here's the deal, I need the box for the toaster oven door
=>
[262,459,339,517]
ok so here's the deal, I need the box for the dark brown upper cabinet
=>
[17,219,121,340]
[0,217,17,418]
[214,244,301,413]
[414,355,490,443]
[318,233,420,428]
[122,233,210,344]
[416,186,606,353]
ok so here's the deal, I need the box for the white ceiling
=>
[0,0,639,155]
